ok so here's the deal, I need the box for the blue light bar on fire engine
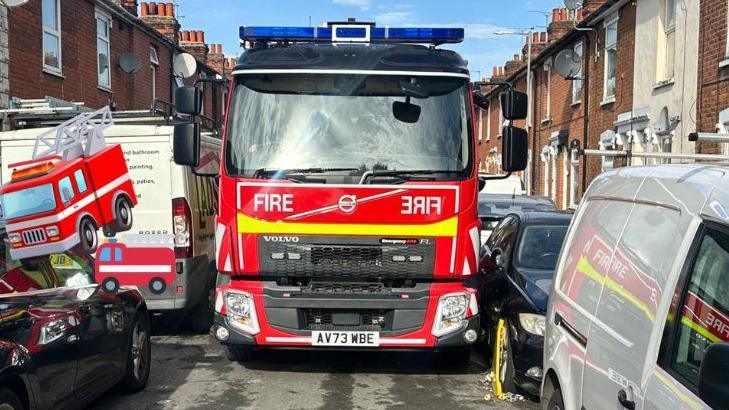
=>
[239,25,464,44]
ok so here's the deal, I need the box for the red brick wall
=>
[697,0,729,154]
[8,0,175,111]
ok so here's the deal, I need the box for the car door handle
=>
[67,335,79,343]
[618,389,635,410]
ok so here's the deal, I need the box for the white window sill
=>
[600,97,616,106]
[653,78,675,90]
[541,117,552,124]
[43,68,64,79]
[98,85,112,93]
[719,58,729,68]
[571,100,581,107]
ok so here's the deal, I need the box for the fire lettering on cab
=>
[254,194,294,212]
[401,196,442,215]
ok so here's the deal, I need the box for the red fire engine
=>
[172,21,528,362]
[0,108,137,260]
[95,242,175,294]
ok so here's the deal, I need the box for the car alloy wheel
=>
[131,321,149,382]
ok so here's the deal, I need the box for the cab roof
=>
[585,164,729,222]
[233,43,469,76]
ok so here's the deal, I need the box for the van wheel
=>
[148,277,166,295]
[102,277,120,293]
[224,345,254,362]
[113,196,133,233]
[545,387,564,410]
[492,318,516,395]
[77,218,98,255]
[0,388,24,410]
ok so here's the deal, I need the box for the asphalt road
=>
[89,319,539,410]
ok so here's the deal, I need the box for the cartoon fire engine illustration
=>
[0,107,137,261]
[95,242,175,294]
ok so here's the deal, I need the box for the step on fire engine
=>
[0,107,137,260]
[172,20,528,363]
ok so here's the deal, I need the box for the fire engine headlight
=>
[7,233,21,244]
[518,313,546,337]
[432,293,469,337]
[225,291,259,335]
[45,226,60,237]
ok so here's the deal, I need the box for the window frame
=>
[58,176,75,204]
[603,14,619,103]
[42,0,62,75]
[74,169,88,194]
[660,0,677,81]
[486,101,491,141]
[572,41,584,105]
[657,220,729,396]
[95,9,112,90]
[543,59,552,121]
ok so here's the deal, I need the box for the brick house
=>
[2,0,228,129]
[479,0,637,209]
[696,0,729,155]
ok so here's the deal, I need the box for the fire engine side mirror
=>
[173,123,201,167]
[500,89,528,120]
[473,91,488,110]
[502,125,528,172]
[175,86,203,116]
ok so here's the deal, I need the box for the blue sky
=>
[177,0,563,79]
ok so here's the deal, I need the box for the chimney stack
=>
[207,44,225,75]
[523,31,548,62]
[180,30,210,64]
[139,2,180,44]
[581,0,607,17]
[548,8,574,44]
[112,0,139,15]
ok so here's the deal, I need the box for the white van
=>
[543,164,729,410]
[0,125,220,330]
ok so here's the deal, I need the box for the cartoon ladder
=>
[32,106,113,161]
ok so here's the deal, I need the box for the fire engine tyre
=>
[113,196,133,233]
[0,388,24,410]
[492,318,517,395]
[78,218,99,255]
[148,277,166,295]
[224,345,255,362]
[120,313,151,393]
[102,277,120,294]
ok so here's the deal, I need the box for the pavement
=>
[88,321,540,410]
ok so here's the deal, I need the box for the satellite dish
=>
[0,0,29,7]
[554,49,582,79]
[173,53,197,79]
[119,52,142,74]
[653,106,680,136]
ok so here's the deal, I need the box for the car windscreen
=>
[515,225,568,270]
[1,183,57,219]
[225,74,472,180]
[478,198,555,218]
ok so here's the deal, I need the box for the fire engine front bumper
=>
[210,280,480,350]
[9,235,80,260]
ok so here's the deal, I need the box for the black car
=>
[477,194,557,244]
[478,211,572,396]
[0,243,150,409]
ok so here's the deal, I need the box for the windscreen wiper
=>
[360,169,458,184]
[253,167,360,179]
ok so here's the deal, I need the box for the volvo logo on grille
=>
[263,236,300,243]
[338,195,357,213]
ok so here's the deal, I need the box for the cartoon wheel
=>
[113,196,134,233]
[149,277,166,295]
[102,277,120,293]
[77,217,99,255]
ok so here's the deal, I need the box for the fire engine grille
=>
[303,282,387,295]
[22,228,47,245]
[258,235,435,279]
[304,309,387,331]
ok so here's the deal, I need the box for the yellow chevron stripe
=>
[237,213,458,237]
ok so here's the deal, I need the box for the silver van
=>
[542,165,729,410]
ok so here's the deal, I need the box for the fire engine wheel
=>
[224,345,255,362]
[78,218,99,255]
[102,277,120,294]
[149,277,166,295]
[114,196,134,232]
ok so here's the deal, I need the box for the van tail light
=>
[172,197,193,259]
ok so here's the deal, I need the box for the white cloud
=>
[374,11,413,26]
[332,0,372,10]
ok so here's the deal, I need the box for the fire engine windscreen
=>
[2,184,57,219]
[225,74,472,179]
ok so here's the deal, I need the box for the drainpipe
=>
[581,31,590,196]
